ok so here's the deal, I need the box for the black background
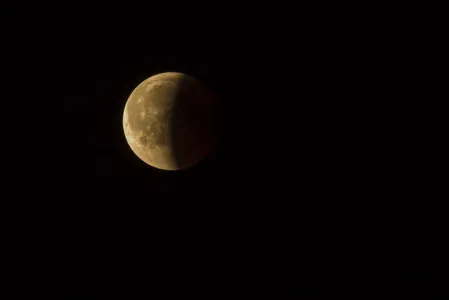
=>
[4,3,432,296]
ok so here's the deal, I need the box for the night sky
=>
[62,45,424,291]
[8,4,429,296]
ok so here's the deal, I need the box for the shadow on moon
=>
[169,74,220,170]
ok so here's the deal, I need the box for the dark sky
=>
[60,41,424,286]
[7,4,429,295]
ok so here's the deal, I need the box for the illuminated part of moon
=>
[123,72,218,170]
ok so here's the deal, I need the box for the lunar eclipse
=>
[123,72,219,170]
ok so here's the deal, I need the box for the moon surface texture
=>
[123,72,218,170]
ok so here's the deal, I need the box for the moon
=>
[123,72,219,170]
